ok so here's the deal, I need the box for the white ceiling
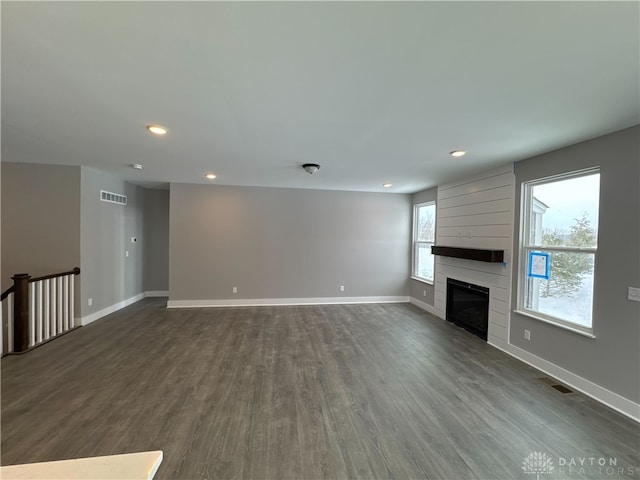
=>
[2,1,639,193]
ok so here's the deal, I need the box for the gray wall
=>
[410,186,437,305]
[510,126,640,402]
[1,163,81,290]
[80,168,145,317]
[144,188,169,292]
[169,184,411,301]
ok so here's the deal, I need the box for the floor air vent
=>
[550,384,574,394]
[100,190,127,205]
[538,377,574,394]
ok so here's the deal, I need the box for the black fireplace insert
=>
[446,278,489,340]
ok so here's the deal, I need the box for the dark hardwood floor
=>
[2,299,639,479]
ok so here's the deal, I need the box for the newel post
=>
[12,273,31,352]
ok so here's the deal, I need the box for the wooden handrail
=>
[1,285,15,302]
[30,267,81,284]
[1,267,80,300]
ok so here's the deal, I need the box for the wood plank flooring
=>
[2,299,639,479]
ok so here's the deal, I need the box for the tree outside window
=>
[521,171,600,332]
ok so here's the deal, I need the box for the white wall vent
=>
[100,190,127,205]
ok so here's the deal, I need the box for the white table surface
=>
[0,450,163,480]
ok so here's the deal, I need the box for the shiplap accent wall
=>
[434,166,515,348]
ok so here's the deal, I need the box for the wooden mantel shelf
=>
[431,246,504,263]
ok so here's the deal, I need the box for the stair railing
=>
[1,267,80,355]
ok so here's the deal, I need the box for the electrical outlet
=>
[628,287,640,302]
[423,290,427,297]
[524,329,531,341]
[232,287,237,294]
[340,285,345,292]
[125,250,129,258]
[88,297,93,306]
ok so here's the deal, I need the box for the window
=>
[518,169,599,334]
[413,202,436,283]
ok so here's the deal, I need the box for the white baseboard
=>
[145,291,169,297]
[409,297,442,318]
[493,342,640,423]
[166,296,409,309]
[80,293,145,326]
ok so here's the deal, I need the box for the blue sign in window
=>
[528,251,550,280]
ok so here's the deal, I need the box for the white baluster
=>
[44,279,50,340]
[70,274,75,328]
[36,281,43,344]
[7,293,14,353]
[29,283,36,347]
[63,275,70,331]
[50,279,57,337]
[57,277,63,334]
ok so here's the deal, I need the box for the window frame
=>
[412,201,436,284]
[516,167,599,337]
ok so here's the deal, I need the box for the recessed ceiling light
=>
[131,164,143,170]
[383,183,393,188]
[146,124,168,135]
[450,150,466,157]
[205,173,216,180]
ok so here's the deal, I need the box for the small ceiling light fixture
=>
[131,164,143,170]
[450,150,467,158]
[146,124,168,135]
[205,173,217,180]
[383,183,393,188]
[302,163,320,174]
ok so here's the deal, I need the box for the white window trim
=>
[412,201,436,284]
[517,167,599,336]
[411,276,434,286]
[513,309,596,338]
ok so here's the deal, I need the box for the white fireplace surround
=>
[432,166,515,349]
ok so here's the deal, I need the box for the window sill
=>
[513,310,596,338]
[411,276,434,286]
